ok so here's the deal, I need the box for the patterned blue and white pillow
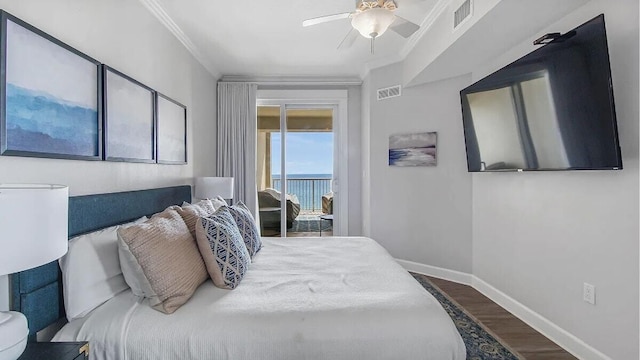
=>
[228,201,262,257]
[195,207,251,290]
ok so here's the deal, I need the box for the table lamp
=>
[195,177,234,204]
[0,184,68,360]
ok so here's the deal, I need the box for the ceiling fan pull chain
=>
[371,36,375,54]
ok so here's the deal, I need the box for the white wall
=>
[363,63,473,273]
[0,0,217,309]
[471,1,639,359]
[363,0,638,358]
[361,77,372,236]
[403,0,589,86]
[345,86,363,235]
[0,276,7,311]
[191,70,217,178]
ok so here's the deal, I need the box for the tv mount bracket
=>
[533,30,577,45]
[533,32,562,45]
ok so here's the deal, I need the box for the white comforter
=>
[54,237,465,360]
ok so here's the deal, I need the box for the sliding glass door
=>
[257,104,335,237]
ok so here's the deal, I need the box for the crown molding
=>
[139,0,450,83]
[137,0,221,79]
[220,75,362,86]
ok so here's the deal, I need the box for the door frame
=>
[257,89,349,236]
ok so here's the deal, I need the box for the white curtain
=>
[216,82,259,218]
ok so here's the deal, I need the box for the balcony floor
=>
[261,213,333,238]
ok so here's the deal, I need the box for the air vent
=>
[377,85,401,100]
[454,0,473,29]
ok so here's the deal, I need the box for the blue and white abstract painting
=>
[105,69,154,161]
[389,132,437,166]
[4,19,98,157]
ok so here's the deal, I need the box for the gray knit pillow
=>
[195,207,251,289]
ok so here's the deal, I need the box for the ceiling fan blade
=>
[303,12,352,27]
[337,28,359,50]
[390,16,420,38]
[393,0,428,6]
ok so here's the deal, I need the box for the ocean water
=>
[6,83,99,156]
[272,174,332,212]
[389,147,437,166]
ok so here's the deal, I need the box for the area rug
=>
[411,273,522,360]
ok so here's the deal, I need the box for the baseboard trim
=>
[395,259,473,285]
[471,276,611,360]
[396,259,611,360]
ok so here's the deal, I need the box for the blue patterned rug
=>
[411,273,522,360]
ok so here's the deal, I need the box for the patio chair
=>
[322,191,333,214]
[258,188,301,229]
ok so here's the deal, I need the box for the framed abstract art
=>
[0,11,102,160]
[103,66,155,163]
[156,93,187,164]
[389,131,438,167]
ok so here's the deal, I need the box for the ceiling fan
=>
[302,0,421,54]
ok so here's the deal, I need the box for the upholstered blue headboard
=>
[9,185,192,340]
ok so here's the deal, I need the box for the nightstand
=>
[17,342,89,360]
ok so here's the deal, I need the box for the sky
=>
[271,132,333,175]
[389,132,437,149]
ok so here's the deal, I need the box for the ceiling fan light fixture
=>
[351,8,396,39]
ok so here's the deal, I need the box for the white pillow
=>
[211,196,228,210]
[59,216,147,321]
[181,197,227,211]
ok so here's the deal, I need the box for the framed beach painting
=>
[103,66,155,163]
[0,11,102,160]
[156,93,187,164]
[389,132,437,166]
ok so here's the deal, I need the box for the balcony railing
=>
[272,177,331,213]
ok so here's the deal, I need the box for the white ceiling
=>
[144,0,441,78]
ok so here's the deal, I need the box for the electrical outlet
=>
[583,283,596,305]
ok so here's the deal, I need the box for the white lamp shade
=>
[195,177,234,200]
[351,8,396,38]
[0,184,68,275]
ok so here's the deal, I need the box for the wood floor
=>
[427,276,576,360]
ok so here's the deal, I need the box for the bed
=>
[10,186,465,360]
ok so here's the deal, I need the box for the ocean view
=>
[272,174,332,213]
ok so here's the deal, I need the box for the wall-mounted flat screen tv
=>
[460,14,622,172]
